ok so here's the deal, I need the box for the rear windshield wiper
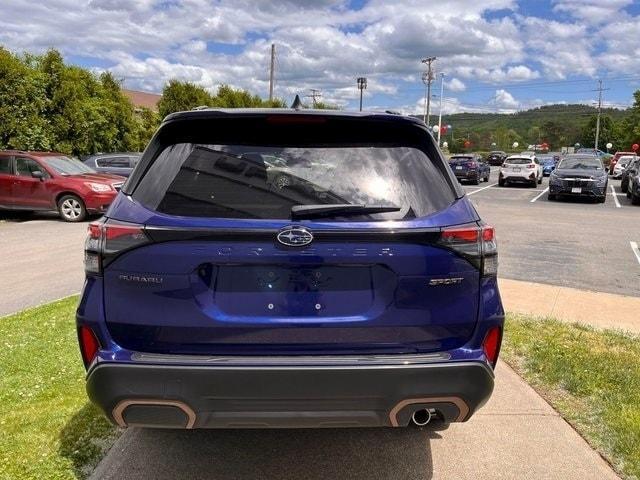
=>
[291,204,401,220]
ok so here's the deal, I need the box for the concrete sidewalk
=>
[500,278,640,334]
[90,362,619,480]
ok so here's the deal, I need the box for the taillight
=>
[466,161,477,168]
[84,220,149,274]
[527,164,535,169]
[438,224,497,276]
[483,326,502,367]
[78,325,100,367]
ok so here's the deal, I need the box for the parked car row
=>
[0,150,138,221]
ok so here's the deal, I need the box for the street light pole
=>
[437,73,445,145]
[357,77,367,111]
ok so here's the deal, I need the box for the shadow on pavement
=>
[0,210,60,222]
[91,427,437,480]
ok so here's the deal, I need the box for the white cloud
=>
[445,77,466,92]
[552,0,633,24]
[0,0,638,108]
[494,89,520,110]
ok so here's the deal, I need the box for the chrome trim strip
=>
[130,352,451,366]
[112,399,196,428]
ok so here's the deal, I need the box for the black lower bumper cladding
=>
[86,359,494,429]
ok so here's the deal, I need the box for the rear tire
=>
[597,196,606,204]
[548,193,556,201]
[632,189,640,205]
[57,195,87,222]
[621,179,628,193]
[471,176,479,185]
[498,178,505,187]
[537,175,542,184]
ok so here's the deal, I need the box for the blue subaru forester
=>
[77,108,504,429]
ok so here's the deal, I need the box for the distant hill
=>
[413,104,630,152]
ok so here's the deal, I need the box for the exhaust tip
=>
[411,409,433,426]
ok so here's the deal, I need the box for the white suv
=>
[498,155,543,187]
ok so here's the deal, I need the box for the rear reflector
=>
[79,325,100,367]
[483,326,502,367]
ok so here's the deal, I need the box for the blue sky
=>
[1,0,639,116]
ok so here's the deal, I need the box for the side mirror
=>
[31,170,45,181]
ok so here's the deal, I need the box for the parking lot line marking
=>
[530,188,549,203]
[610,185,621,208]
[631,242,640,266]
[466,183,497,195]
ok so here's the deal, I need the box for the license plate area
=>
[513,167,521,172]
[571,187,582,193]
[213,264,395,318]
[455,166,463,170]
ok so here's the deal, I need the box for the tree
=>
[132,107,160,151]
[0,47,51,150]
[618,90,640,151]
[580,115,620,150]
[157,80,214,118]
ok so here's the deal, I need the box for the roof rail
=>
[191,105,211,111]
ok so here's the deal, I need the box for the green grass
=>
[502,315,640,480]
[0,297,118,480]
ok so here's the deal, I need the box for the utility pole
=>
[268,44,275,103]
[306,89,322,107]
[357,77,367,111]
[421,56,436,125]
[437,73,445,145]
[593,79,608,152]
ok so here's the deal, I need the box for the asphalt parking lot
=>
[464,167,640,297]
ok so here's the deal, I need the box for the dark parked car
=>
[0,151,125,221]
[548,154,607,203]
[449,154,490,185]
[77,108,504,430]
[626,162,640,205]
[83,152,141,177]
[486,151,507,166]
[621,157,640,193]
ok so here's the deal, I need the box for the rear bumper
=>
[549,183,606,197]
[84,192,118,213]
[86,358,494,429]
[500,173,536,183]
[454,171,479,180]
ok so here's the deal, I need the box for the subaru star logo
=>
[277,226,313,247]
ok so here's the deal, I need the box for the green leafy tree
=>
[618,90,640,151]
[132,107,161,151]
[580,115,620,150]
[157,80,214,118]
[0,47,52,150]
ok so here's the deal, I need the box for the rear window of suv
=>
[505,158,531,165]
[132,143,456,221]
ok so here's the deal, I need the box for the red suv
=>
[0,151,125,222]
